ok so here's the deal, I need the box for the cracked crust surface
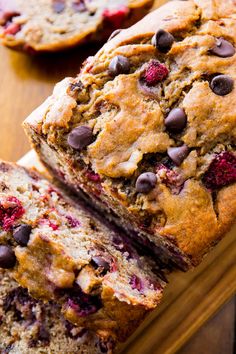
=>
[0,0,154,52]
[24,0,236,267]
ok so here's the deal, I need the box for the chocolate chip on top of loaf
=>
[0,269,114,353]
[24,0,236,269]
[0,0,154,52]
[0,161,165,342]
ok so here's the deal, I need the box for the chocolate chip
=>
[13,224,32,246]
[72,0,87,12]
[91,256,110,272]
[167,145,189,166]
[52,0,65,13]
[108,29,122,41]
[0,245,16,269]
[165,108,187,133]
[67,126,93,150]
[108,55,130,76]
[136,172,157,193]
[209,38,235,58]
[210,75,234,96]
[152,29,175,53]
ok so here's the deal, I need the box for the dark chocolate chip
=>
[91,256,110,272]
[136,172,157,193]
[108,55,130,76]
[52,0,65,13]
[72,0,87,12]
[13,224,32,246]
[165,108,187,133]
[210,75,234,96]
[67,126,93,150]
[108,29,122,41]
[152,29,175,53]
[209,38,235,58]
[167,145,189,166]
[0,245,16,269]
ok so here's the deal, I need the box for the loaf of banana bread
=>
[24,0,236,270]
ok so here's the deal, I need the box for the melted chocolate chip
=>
[165,108,187,133]
[210,75,234,96]
[0,245,16,269]
[72,0,87,12]
[67,126,93,150]
[37,325,50,343]
[136,172,157,193]
[13,224,32,246]
[108,29,122,41]
[152,29,175,53]
[91,256,110,273]
[108,55,130,76]
[52,0,65,13]
[209,38,235,58]
[167,145,189,166]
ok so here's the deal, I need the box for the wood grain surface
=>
[0,2,235,351]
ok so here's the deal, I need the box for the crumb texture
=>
[0,161,164,342]
[0,269,114,353]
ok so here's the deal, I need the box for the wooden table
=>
[0,43,235,354]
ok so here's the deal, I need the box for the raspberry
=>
[39,218,59,231]
[156,163,184,194]
[0,196,25,231]
[66,286,101,317]
[130,275,143,291]
[142,60,169,86]
[85,170,101,183]
[4,22,21,35]
[202,152,236,190]
[48,221,59,231]
[66,215,80,228]
[102,6,129,28]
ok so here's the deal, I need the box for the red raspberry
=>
[4,22,21,35]
[0,196,25,231]
[143,60,169,86]
[130,275,143,291]
[102,6,129,28]
[85,170,101,183]
[66,215,80,228]
[48,221,59,231]
[202,152,236,190]
[156,164,183,194]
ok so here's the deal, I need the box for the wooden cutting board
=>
[19,150,236,354]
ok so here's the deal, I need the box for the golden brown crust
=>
[24,0,236,267]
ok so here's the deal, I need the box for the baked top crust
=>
[24,0,236,265]
[0,0,153,52]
